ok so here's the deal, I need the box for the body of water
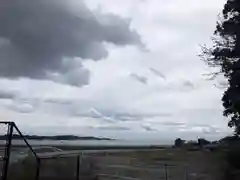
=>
[6,139,173,146]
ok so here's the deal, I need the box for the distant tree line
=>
[174,136,240,179]
[0,134,113,141]
[174,138,215,149]
[174,136,240,149]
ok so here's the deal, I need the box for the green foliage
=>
[198,138,210,147]
[174,138,185,147]
[216,136,240,180]
[201,0,240,134]
[226,147,240,169]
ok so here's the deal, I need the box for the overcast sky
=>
[0,0,231,141]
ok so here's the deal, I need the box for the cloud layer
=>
[0,0,231,141]
[0,0,142,86]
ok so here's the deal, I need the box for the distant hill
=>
[0,134,113,141]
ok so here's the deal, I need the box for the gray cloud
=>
[94,126,131,131]
[141,124,158,132]
[190,124,221,134]
[8,102,35,113]
[47,58,91,86]
[0,89,40,113]
[43,98,73,105]
[114,112,172,121]
[161,122,186,126]
[130,73,148,84]
[88,108,106,119]
[73,107,172,122]
[73,108,115,123]
[149,68,166,79]
[151,122,223,135]
[182,80,194,88]
[0,90,18,100]
[0,0,142,86]
[174,123,222,135]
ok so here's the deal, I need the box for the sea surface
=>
[1,139,173,146]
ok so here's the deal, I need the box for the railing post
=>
[164,164,168,180]
[35,158,41,180]
[2,122,13,180]
[12,123,38,158]
[185,165,188,180]
[76,155,80,180]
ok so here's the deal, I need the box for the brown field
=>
[3,146,225,180]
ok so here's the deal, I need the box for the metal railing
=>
[0,121,87,180]
[0,121,39,180]
[37,153,83,180]
[92,156,190,180]
[0,121,212,180]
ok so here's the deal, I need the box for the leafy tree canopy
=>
[202,0,240,134]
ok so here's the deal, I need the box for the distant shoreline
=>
[0,134,113,141]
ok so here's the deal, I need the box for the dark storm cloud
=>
[130,73,148,84]
[0,0,142,86]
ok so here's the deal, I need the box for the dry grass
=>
[3,147,225,180]
[90,148,224,180]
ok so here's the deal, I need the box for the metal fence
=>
[37,154,81,180]
[0,121,215,180]
[91,155,191,180]
[0,122,10,180]
[0,121,39,180]
[0,121,87,180]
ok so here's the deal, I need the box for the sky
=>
[0,0,232,141]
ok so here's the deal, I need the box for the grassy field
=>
[3,146,226,180]
[90,148,224,180]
